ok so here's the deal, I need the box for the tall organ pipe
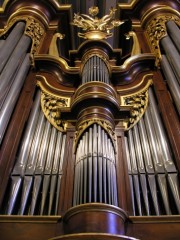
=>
[0,22,26,73]
[161,55,180,114]
[0,54,31,144]
[0,40,5,52]
[12,91,41,176]
[0,34,31,103]
[166,21,180,52]
[160,36,180,83]
[148,88,176,172]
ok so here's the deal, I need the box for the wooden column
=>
[115,128,134,215]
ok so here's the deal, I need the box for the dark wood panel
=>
[58,126,76,215]
[116,130,133,215]
[127,216,180,240]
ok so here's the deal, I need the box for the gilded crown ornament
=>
[72,6,124,40]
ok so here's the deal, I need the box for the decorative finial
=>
[72,6,124,40]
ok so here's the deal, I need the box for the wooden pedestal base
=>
[63,203,128,235]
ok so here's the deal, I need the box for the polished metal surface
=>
[161,55,180,114]
[35,120,51,175]
[148,175,160,215]
[19,176,33,215]
[0,54,31,144]
[157,174,171,215]
[25,112,45,175]
[148,88,176,172]
[0,22,26,73]
[167,173,180,214]
[138,119,154,173]
[73,123,117,206]
[82,56,109,84]
[12,91,41,175]
[6,176,22,215]
[0,34,31,103]
[160,36,180,84]
[166,20,180,53]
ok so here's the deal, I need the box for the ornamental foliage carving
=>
[0,16,45,55]
[40,91,70,132]
[74,118,116,153]
[121,81,152,130]
[146,15,180,67]
[24,17,45,54]
[72,6,124,39]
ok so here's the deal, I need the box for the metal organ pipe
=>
[160,36,180,83]
[0,22,26,73]
[73,124,118,206]
[4,91,67,215]
[82,56,109,84]
[166,21,180,52]
[0,34,31,103]
[0,54,31,144]
[126,87,180,216]
[12,91,41,176]
[0,40,5,52]
[161,55,180,114]
[148,88,176,172]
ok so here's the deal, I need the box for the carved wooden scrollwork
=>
[40,90,70,132]
[121,80,152,130]
[145,15,180,67]
[74,118,116,153]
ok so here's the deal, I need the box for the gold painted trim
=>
[34,54,80,74]
[48,1,72,11]
[74,118,116,154]
[120,80,153,130]
[72,6,124,40]
[141,6,180,27]
[8,7,49,29]
[37,83,70,132]
[81,50,111,76]
[0,0,9,13]
[125,31,141,57]
[0,15,46,56]
[118,0,140,9]
[111,53,155,72]
[0,215,62,223]
[36,75,74,94]
[143,10,180,67]
[49,33,65,57]
[117,74,153,93]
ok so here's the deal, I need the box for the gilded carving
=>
[125,31,141,56]
[0,16,45,55]
[49,33,65,57]
[74,118,116,152]
[40,90,70,132]
[72,6,124,40]
[145,15,180,67]
[24,17,45,54]
[121,80,152,130]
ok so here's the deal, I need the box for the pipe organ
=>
[0,1,180,240]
